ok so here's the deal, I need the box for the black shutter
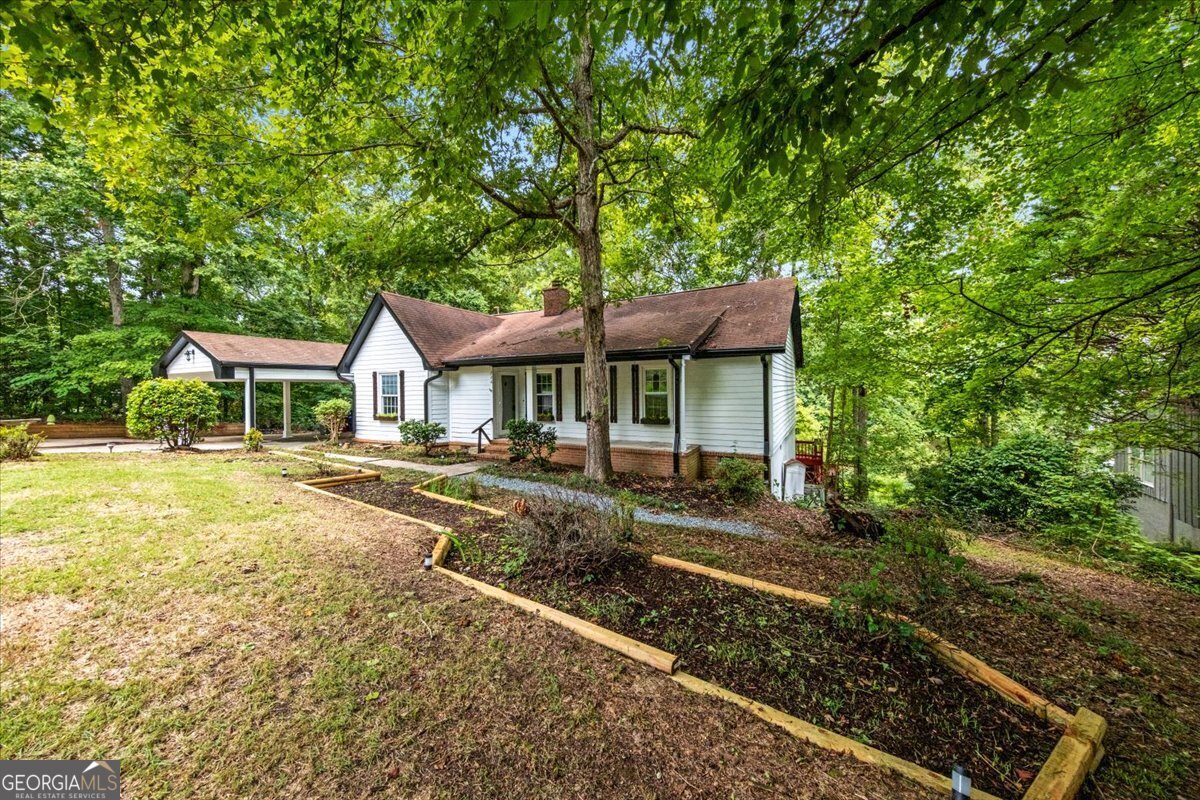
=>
[631,365,640,423]
[372,371,378,418]
[574,367,583,421]
[609,365,618,422]
[555,367,563,421]
[399,371,406,420]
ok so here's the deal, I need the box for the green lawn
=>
[0,452,930,799]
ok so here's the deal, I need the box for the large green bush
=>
[126,379,220,449]
[909,434,1138,527]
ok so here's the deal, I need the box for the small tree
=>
[398,420,446,455]
[313,398,352,443]
[505,419,557,467]
[126,379,219,449]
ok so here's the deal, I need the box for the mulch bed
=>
[328,480,506,536]
[448,540,1061,797]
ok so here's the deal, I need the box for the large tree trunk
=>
[851,385,868,501]
[572,24,614,482]
[98,215,133,401]
[181,258,201,297]
[99,216,123,327]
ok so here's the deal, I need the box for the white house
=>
[156,278,804,497]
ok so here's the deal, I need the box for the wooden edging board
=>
[433,565,678,674]
[409,473,510,517]
[292,482,450,533]
[650,554,1074,728]
[672,670,1006,800]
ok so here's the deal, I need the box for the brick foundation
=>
[481,441,707,480]
[698,451,767,480]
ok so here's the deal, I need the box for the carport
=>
[154,331,349,437]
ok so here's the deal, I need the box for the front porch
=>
[478,436,705,480]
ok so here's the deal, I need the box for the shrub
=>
[243,428,264,452]
[833,512,969,635]
[125,379,219,449]
[909,433,1134,528]
[398,419,446,455]
[713,457,765,504]
[44,414,56,425]
[505,418,557,466]
[0,424,44,461]
[313,398,352,443]
[507,493,631,579]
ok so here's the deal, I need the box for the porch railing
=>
[474,418,494,453]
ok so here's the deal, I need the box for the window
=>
[380,373,399,417]
[535,371,555,421]
[642,367,669,423]
[1129,447,1156,487]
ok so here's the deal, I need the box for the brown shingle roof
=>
[379,293,502,368]
[373,278,799,368]
[183,331,346,368]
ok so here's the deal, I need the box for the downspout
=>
[668,357,681,476]
[424,370,443,424]
[760,355,771,485]
[248,366,256,430]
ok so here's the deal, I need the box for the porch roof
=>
[155,331,347,380]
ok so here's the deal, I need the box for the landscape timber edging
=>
[433,564,678,674]
[650,553,1108,800]
[671,670,1007,800]
[293,473,1106,800]
[650,554,1075,727]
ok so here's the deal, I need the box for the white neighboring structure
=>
[155,331,346,438]
[336,278,804,497]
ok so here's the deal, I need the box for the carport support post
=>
[243,368,256,433]
[282,380,292,439]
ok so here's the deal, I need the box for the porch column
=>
[243,368,256,433]
[526,367,536,421]
[282,380,292,439]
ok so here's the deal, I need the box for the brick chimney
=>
[542,280,569,316]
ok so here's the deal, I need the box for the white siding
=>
[427,373,450,436]
[347,311,427,442]
[448,366,493,443]
[684,356,765,456]
[769,330,797,498]
[165,347,217,380]
[534,361,676,446]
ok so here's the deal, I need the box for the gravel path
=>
[471,473,775,539]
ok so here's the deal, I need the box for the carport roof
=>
[155,331,347,377]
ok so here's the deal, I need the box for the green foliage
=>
[312,398,351,444]
[833,513,968,635]
[909,434,1137,528]
[505,419,557,467]
[125,379,219,449]
[713,458,765,505]
[398,420,446,455]
[0,424,44,460]
[242,428,264,452]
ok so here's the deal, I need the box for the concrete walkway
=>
[318,451,485,477]
[41,435,316,454]
[470,473,775,539]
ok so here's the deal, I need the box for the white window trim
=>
[1128,447,1156,487]
[642,366,670,424]
[379,372,400,418]
[534,370,556,422]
